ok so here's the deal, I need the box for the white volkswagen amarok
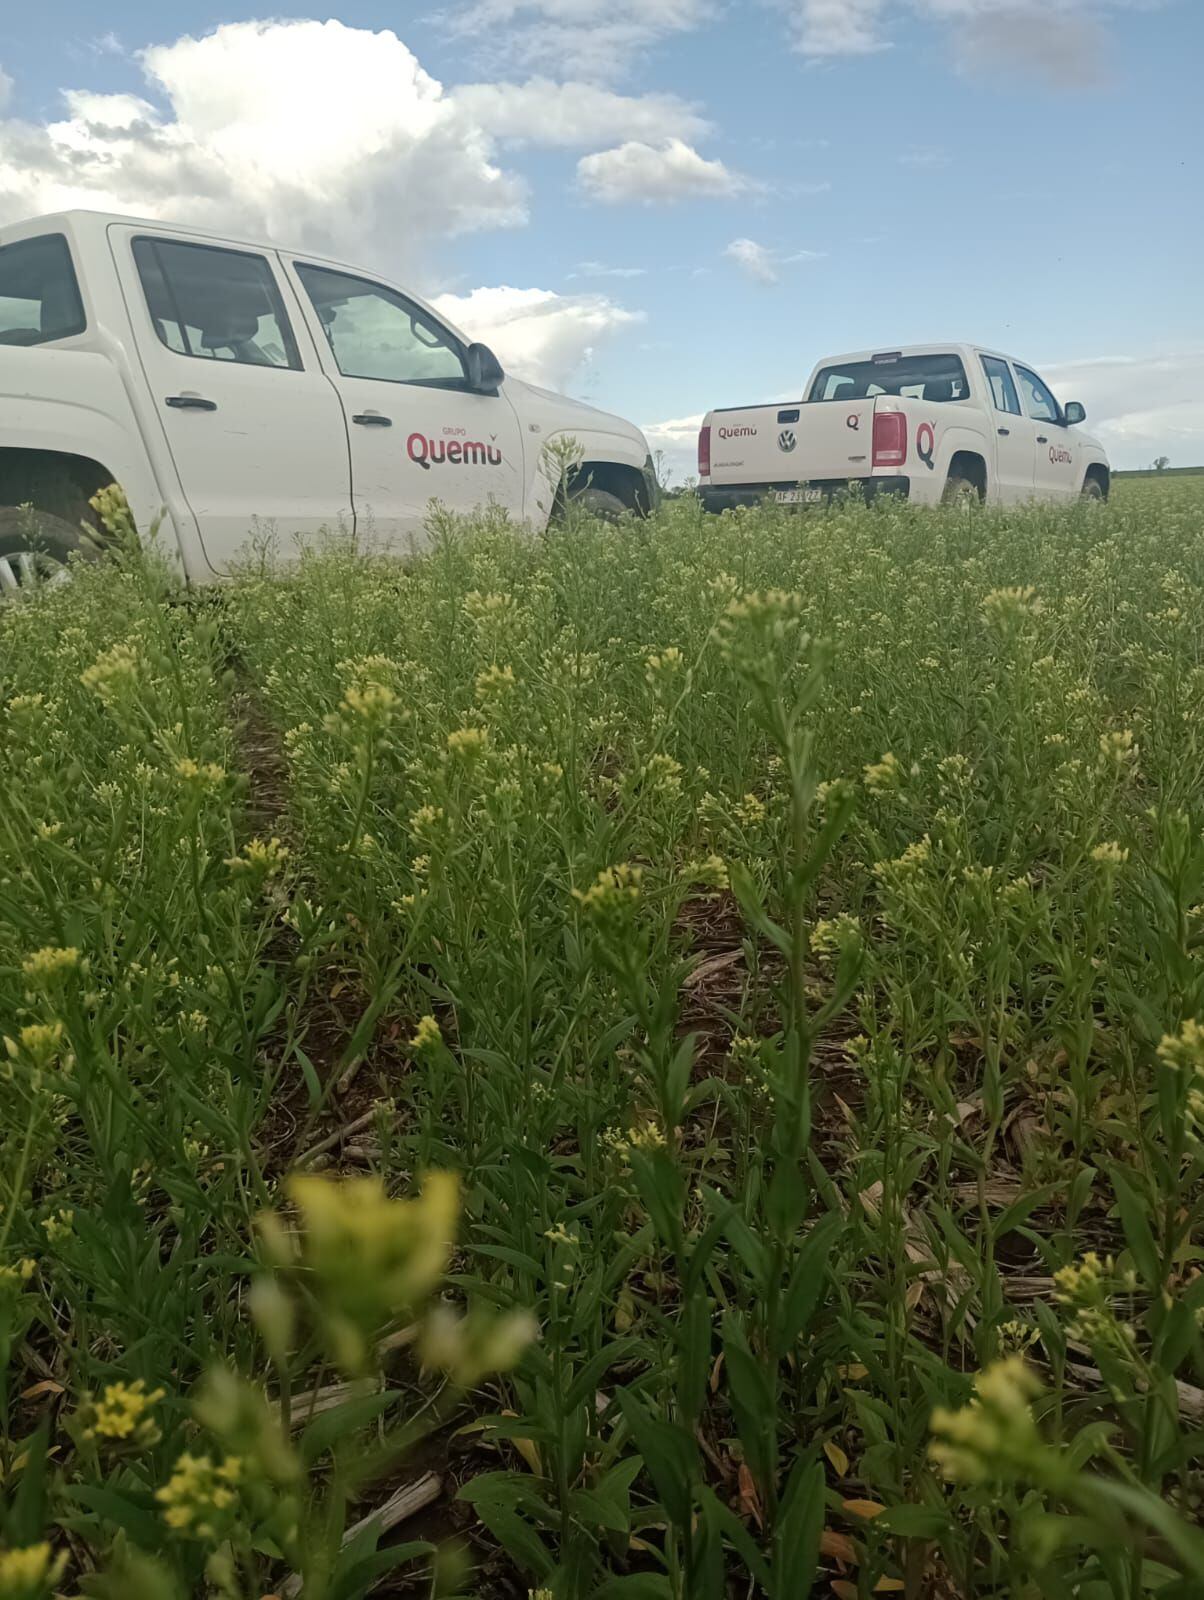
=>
[0,210,657,589]
[699,343,1110,511]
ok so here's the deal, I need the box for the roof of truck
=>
[0,208,285,254]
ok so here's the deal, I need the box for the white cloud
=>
[1043,350,1204,470]
[0,20,708,271]
[451,79,708,146]
[949,5,1107,85]
[642,413,705,484]
[447,0,714,80]
[572,261,648,278]
[724,237,823,283]
[791,0,889,56]
[0,21,526,268]
[790,0,1151,83]
[433,285,642,391]
[578,138,747,204]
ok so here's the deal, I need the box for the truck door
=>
[978,355,1035,503]
[283,259,524,548]
[1015,364,1078,501]
[109,226,353,572]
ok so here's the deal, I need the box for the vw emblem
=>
[778,429,797,453]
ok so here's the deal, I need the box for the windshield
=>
[808,353,970,404]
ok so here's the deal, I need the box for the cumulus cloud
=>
[447,0,714,80]
[0,21,525,268]
[433,285,642,391]
[1043,350,1204,470]
[724,237,823,283]
[577,138,747,204]
[0,20,709,269]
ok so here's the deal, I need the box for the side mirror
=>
[1063,400,1086,426]
[465,341,505,394]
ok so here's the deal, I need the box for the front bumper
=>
[700,476,910,513]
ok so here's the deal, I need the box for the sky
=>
[0,0,1201,479]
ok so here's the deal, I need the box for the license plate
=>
[774,487,822,505]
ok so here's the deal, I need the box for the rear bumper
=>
[700,476,910,513]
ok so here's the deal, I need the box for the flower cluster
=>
[929,1357,1043,1484]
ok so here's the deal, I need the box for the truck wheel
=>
[570,485,629,523]
[1081,477,1105,503]
[0,506,96,598]
[942,473,981,508]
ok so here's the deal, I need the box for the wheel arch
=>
[946,449,988,500]
[0,447,118,533]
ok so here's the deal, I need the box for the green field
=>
[3,477,1204,1599]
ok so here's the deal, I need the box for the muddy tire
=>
[1081,477,1105,503]
[942,473,981,508]
[0,505,97,597]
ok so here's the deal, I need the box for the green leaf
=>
[7,1418,51,1545]
[331,1542,434,1600]
[722,1317,775,1491]
[300,1390,397,1465]
[1109,1165,1162,1290]
[773,1458,824,1598]
[65,1484,162,1549]
[778,1211,841,1354]
[593,1577,674,1599]
[616,1390,698,1526]
[873,1503,949,1537]
[470,1501,554,1579]
[569,1485,630,1535]
[630,1148,684,1255]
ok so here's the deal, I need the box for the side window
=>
[1015,364,1060,424]
[0,234,86,346]
[296,263,466,387]
[980,355,1022,416]
[133,238,301,370]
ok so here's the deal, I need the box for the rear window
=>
[0,233,86,346]
[808,353,970,404]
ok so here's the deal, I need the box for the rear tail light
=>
[872,410,907,469]
[698,423,711,478]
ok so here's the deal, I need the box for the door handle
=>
[353,412,392,427]
[1036,434,1049,444]
[166,394,217,411]
[997,427,1010,436]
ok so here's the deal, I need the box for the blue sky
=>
[1,0,1201,474]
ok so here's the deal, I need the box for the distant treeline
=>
[1114,466,1204,478]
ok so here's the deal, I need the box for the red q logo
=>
[916,422,936,471]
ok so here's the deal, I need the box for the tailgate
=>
[707,400,877,484]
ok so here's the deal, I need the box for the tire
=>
[1081,477,1105,503]
[570,485,630,523]
[942,473,981,508]
[0,505,97,598]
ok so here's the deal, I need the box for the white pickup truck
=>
[698,343,1110,511]
[0,210,656,590]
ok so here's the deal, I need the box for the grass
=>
[2,476,1204,1600]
